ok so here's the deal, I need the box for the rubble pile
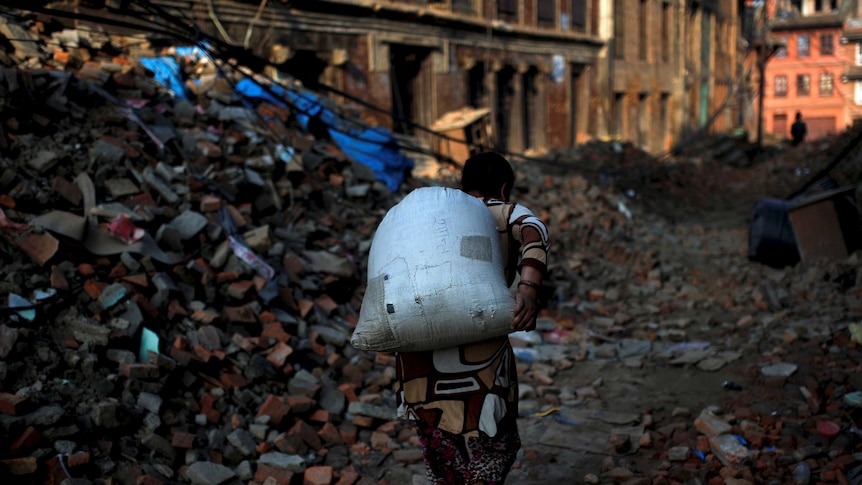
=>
[1,10,862,485]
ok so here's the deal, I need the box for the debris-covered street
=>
[2,6,862,485]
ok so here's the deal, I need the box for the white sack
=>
[351,187,515,352]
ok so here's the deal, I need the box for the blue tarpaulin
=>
[138,57,190,101]
[139,56,413,191]
[236,78,413,192]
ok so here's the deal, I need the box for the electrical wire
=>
[3,0,676,176]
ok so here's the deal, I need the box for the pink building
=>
[763,1,849,142]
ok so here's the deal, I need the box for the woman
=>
[395,151,551,485]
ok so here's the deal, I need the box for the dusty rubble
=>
[1,11,862,485]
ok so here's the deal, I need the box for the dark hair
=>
[460,152,515,200]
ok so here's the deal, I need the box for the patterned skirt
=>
[414,417,521,485]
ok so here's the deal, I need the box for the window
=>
[775,75,788,97]
[498,0,517,20]
[776,37,788,58]
[797,74,810,96]
[571,0,586,30]
[798,35,810,57]
[820,34,834,56]
[538,0,556,27]
[452,0,475,12]
[855,81,862,105]
[614,0,625,59]
[820,72,834,96]
[857,43,862,65]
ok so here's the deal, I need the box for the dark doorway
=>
[281,50,328,89]
[637,93,648,148]
[389,44,433,136]
[495,66,516,150]
[468,62,487,108]
[523,67,539,150]
[569,64,584,147]
[773,113,788,139]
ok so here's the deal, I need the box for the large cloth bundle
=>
[351,187,515,352]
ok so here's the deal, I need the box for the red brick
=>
[318,422,343,445]
[304,465,333,485]
[0,457,37,475]
[200,195,222,212]
[0,393,27,416]
[222,305,257,324]
[191,309,219,325]
[267,342,294,368]
[290,420,323,451]
[167,299,187,320]
[231,333,256,352]
[137,475,165,485]
[314,294,339,315]
[171,431,195,449]
[257,395,290,426]
[14,233,59,266]
[309,409,330,423]
[338,384,358,403]
[200,394,221,424]
[83,280,105,300]
[121,273,148,287]
[255,464,294,485]
[339,426,357,446]
[119,363,159,379]
[10,426,41,456]
[51,176,82,205]
[215,272,240,283]
[261,322,291,344]
[108,264,128,279]
[49,265,69,290]
[334,466,360,485]
[77,263,96,277]
[132,294,160,320]
[66,451,90,468]
[220,372,247,389]
[192,344,212,362]
[227,280,255,299]
[287,395,317,413]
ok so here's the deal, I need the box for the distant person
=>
[791,111,807,146]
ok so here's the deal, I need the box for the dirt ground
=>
[503,139,862,484]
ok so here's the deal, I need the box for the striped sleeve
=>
[509,204,550,275]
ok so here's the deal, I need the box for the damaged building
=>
[34,0,743,157]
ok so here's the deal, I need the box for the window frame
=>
[820,33,834,56]
[820,72,834,96]
[798,34,810,57]
[497,0,518,21]
[775,74,789,97]
[796,73,810,96]
[537,0,557,28]
[571,0,587,31]
[776,37,788,59]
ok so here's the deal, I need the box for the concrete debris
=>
[0,14,862,485]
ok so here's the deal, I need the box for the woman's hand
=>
[512,285,538,331]
[512,267,542,331]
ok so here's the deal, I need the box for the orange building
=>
[761,1,862,142]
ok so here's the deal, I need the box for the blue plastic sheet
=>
[141,60,414,191]
[138,57,189,101]
[139,327,159,363]
[236,79,413,191]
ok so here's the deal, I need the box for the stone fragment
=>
[184,461,237,485]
